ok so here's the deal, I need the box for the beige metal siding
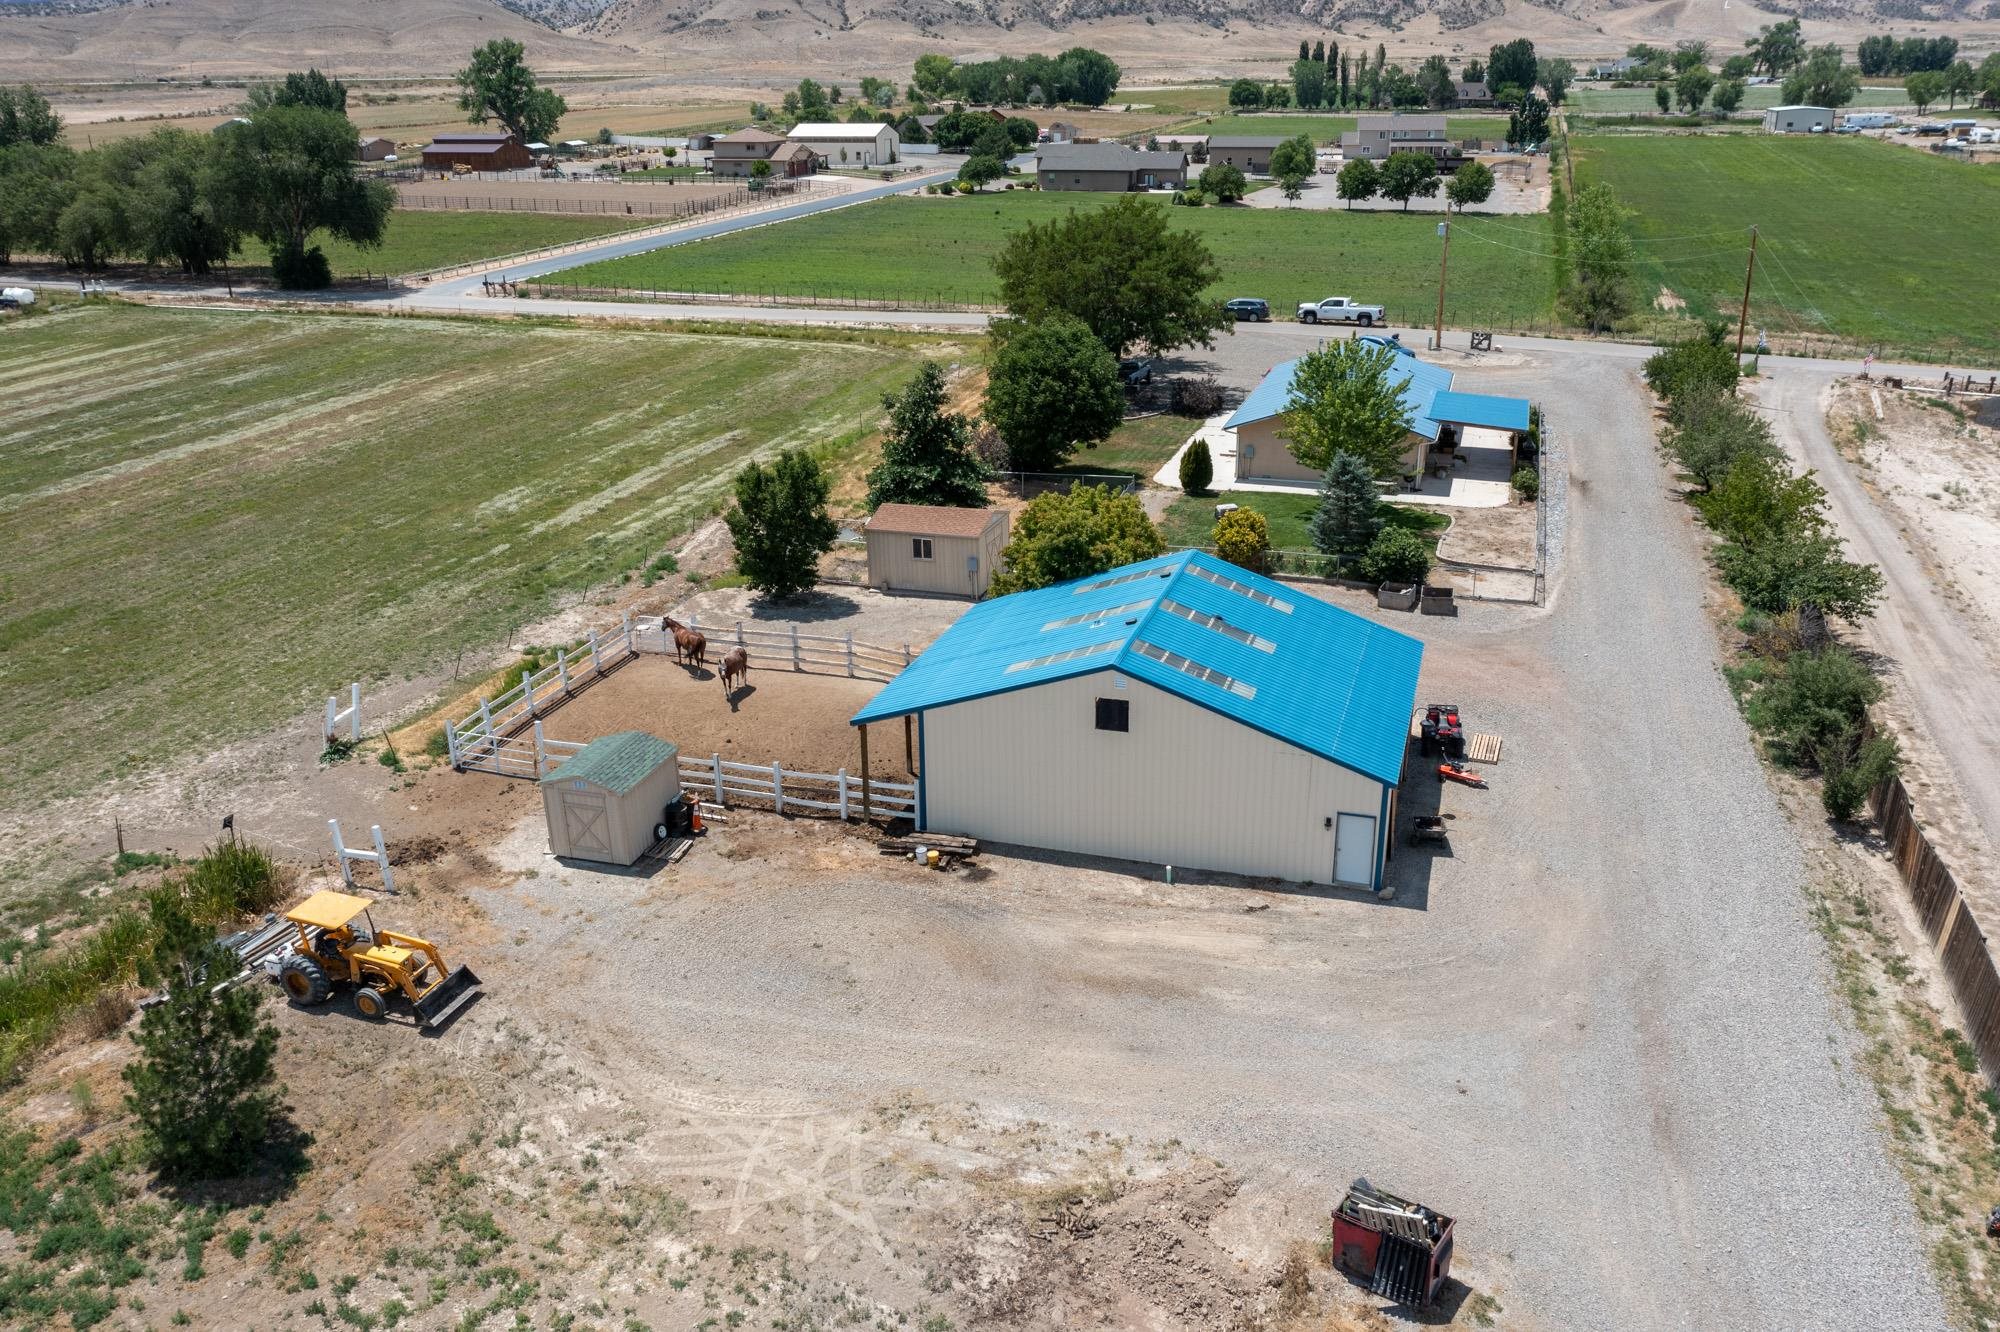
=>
[867,515,1008,597]
[1039,168,1137,192]
[1235,419,1425,482]
[921,670,1385,885]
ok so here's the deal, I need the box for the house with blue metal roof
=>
[1223,336,1532,485]
[850,549,1424,890]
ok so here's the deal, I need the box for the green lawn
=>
[1568,84,1917,115]
[551,193,1558,331]
[0,305,950,806]
[1075,413,1198,481]
[1572,131,2000,358]
[1162,114,1512,144]
[1158,490,1448,553]
[231,209,658,279]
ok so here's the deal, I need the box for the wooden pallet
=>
[1465,733,1503,765]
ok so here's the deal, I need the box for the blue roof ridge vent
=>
[852,549,1424,786]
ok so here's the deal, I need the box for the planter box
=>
[1377,583,1419,611]
[1420,584,1457,616]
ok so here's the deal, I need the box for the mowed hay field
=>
[1573,132,2000,359]
[0,305,943,806]
[554,194,1559,330]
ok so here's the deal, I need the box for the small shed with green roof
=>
[539,730,681,865]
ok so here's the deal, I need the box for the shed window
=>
[912,538,933,560]
[1095,698,1129,732]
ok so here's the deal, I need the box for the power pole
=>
[1433,218,1451,353]
[1734,225,1759,363]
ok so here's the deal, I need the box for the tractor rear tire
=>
[353,985,390,1020]
[280,956,331,1006]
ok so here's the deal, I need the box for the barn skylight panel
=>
[1132,639,1256,699]
[1074,566,1172,595]
[1186,564,1293,613]
[1003,639,1120,673]
[1041,599,1154,632]
[1159,599,1276,652]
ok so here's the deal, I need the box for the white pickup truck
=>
[1296,296,1384,326]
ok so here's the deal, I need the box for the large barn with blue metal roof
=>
[850,550,1424,890]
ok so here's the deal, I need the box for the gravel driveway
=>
[470,339,1944,1329]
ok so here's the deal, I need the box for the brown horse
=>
[662,616,706,669]
[718,646,750,695]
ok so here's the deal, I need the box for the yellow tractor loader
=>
[278,890,481,1027]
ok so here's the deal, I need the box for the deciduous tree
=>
[1559,182,1635,333]
[1268,133,1315,179]
[455,39,568,144]
[1538,57,1574,105]
[1376,150,1440,211]
[0,85,63,148]
[1781,44,1860,108]
[724,450,839,599]
[1197,161,1247,201]
[245,69,348,114]
[992,195,1228,357]
[1745,19,1805,77]
[1712,79,1746,115]
[983,313,1124,471]
[1281,340,1414,478]
[1487,38,1538,101]
[1676,68,1715,114]
[989,485,1164,594]
[1229,78,1264,109]
[1417,55,1455,108]
[1445,159,1494,211]
[216,106,393,288]
[1335,157,1378,208]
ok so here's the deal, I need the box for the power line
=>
[1450,225,1749,266]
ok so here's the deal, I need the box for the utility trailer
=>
[1332,1181,1455,1308]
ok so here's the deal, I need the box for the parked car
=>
[1833,124,1861,135]
[1118,358,1154,388]
[1225,298,1271,323]
[1296,296,1385,327]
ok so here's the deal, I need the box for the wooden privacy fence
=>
[637,617,916,683]
[1871,773,2000,1081]
[680,754,917,820]
[446,616,639,771]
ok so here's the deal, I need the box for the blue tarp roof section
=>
[850,550,1424,786]
[1222,338,1455,444]
[1428,389,1532,433]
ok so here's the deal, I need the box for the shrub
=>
[1358,527,1432,587]
[1643,333,1738,408]
[270,243,332,291]
[1170,375,1224,417]
[1178,437,1213,494]
[1821,730,1900,822]
[1213,508,1271,573]
[1511,466,1540,501]
[1745,644,1882,767]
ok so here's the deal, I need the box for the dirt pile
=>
[949,1164,1266,1329]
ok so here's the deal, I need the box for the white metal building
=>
[851,551,1424,889]
[1763,105,1833,133]
[864,503,1010,599]
[787,122,900,166]
[539,731,681,865]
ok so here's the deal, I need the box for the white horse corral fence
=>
[447,611,919,777]
[325,683,361,744]
[329,818,396,894]
[681,753,917,820]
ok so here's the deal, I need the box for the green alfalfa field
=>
[0,303,952,807]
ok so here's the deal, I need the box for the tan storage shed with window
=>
[864,504,1010,599]
[539,731,681,866]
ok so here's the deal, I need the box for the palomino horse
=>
[718,646,750,695]
[662,616,707,669]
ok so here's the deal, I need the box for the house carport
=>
[1427,390,1533,469]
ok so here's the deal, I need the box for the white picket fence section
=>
[447,616,638,770]
[681,753,917,819]
[641,616,915,682]
[324,683,361,743]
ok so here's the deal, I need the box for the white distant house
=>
[787,122,900,166]
[1763,105,1833,134]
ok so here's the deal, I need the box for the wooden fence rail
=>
[680,753,917,820]
[1871,772,2000,1083]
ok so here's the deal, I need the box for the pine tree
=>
[122,896,282,1181]
[1309,453,1383,558]
[865,361,990,508]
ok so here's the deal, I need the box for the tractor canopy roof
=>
[285,889,375,931]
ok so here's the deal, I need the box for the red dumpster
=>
[1331,1180,1455,1309]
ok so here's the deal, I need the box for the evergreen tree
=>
[724,450,839,599]
[1179,437,1213,494]
[1313,39,1326,64]
[866,361,990,508]
[122,894,282,1181]
[1300,39,1311,61]
[1309,453,1382,556]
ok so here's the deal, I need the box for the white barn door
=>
[1334,813,1376,887]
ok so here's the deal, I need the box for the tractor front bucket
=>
[413,964,482,1028]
